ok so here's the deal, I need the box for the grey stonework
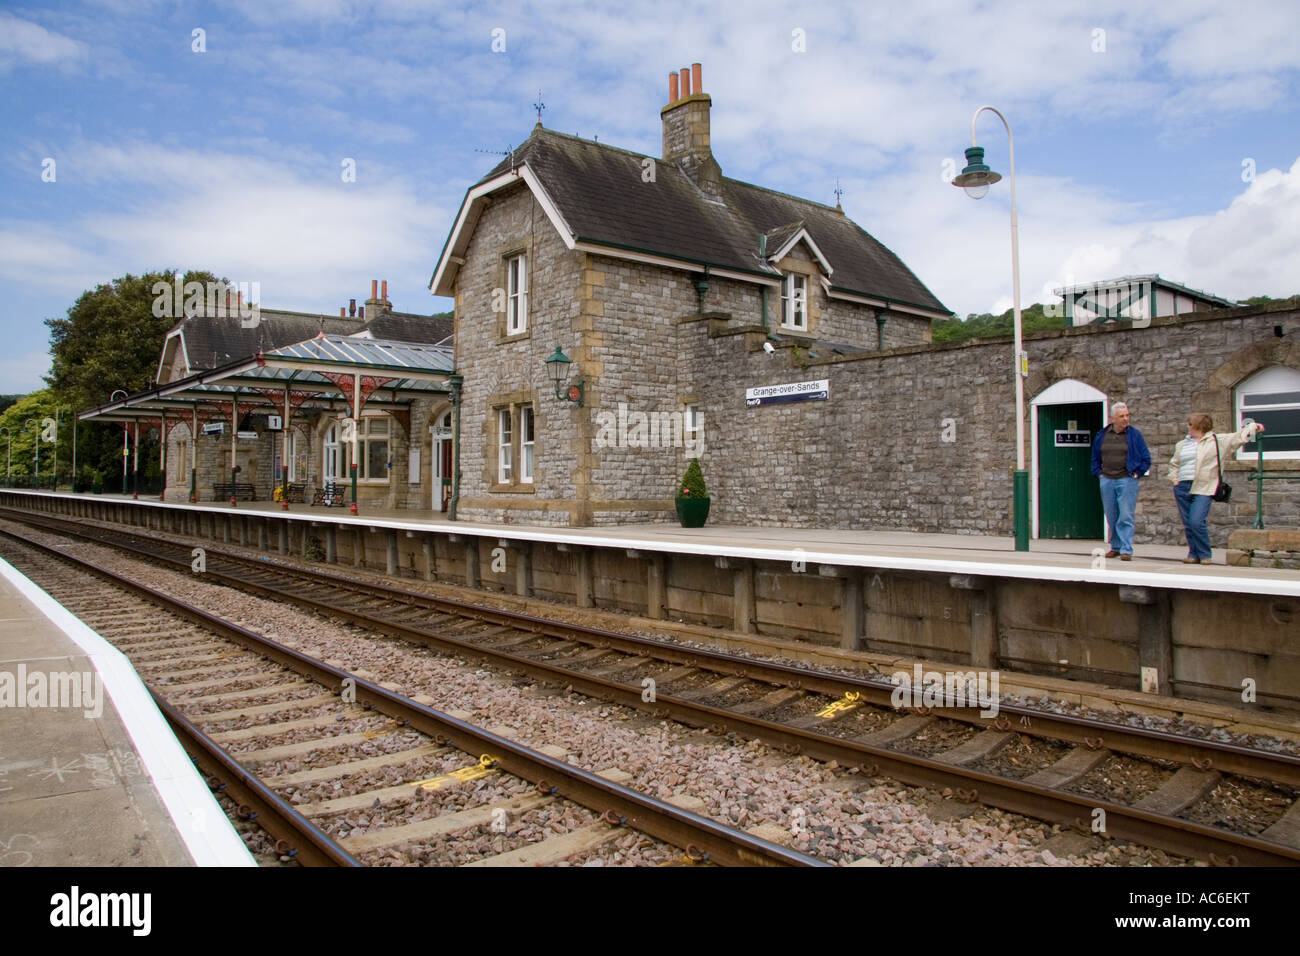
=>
[448,181,935,527]
[688,299,1300,547]
[446,172,1299,546]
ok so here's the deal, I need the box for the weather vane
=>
[534,90,546,126]
[834,179,844,206]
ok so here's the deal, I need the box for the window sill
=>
[497,328,532,345]
[489,483,537,494]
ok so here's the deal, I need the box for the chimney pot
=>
[668,72,679,102]
[661,62,721,199]
[237,291,243,307]
[340,307,346,317]
[370,279,378,298]
[359,305,365,319]
[349,298,356,317]
[381,279,388,300]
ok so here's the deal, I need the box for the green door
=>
[1038,402,1103,538]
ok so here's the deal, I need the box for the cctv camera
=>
[762,341,775,354]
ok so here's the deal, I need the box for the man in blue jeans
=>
[1090,402,1152,561]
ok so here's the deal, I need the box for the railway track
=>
[0,526,821,867]
[3,507,1299,866]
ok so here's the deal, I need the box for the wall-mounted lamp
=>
[693,274,710,313]
[544,346,584,407]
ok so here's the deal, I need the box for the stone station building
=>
[82,64,1300,555]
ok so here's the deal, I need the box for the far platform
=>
[6,489,1299,598]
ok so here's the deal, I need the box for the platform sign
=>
[267,414,282,431]
[745,379,829,408]
[1055,429,1091,447]
[202,422,224,436]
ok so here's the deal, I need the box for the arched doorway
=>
[1031,379,1107,539]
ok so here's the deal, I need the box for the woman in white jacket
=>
[1167,414,1265,564]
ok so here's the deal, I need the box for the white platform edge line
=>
[9,490,1300,598]
[0,555,256,867]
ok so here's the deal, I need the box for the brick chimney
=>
[364,278,392,321]
[661,62,722,200]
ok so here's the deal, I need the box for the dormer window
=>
[507,253,528,334]
[781,274,807,331]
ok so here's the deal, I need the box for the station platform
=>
[0,553,254,866]
[4,488,1298,715]
[21,489,1300,597]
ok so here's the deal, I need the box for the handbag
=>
[1212,436,1232,502]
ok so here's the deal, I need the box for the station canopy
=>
[78,334,457,431]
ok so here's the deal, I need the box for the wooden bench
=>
[286,481,307,503]
[212,482,257,501]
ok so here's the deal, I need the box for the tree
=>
[0,389,60,487]
[44,270,220,484]
[932,302,1064,342]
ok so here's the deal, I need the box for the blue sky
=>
[2,0,1298,394]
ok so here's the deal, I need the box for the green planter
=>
[91,483,103,495]
[675,496,710,528]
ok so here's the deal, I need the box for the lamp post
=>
[0,427,10,487]
[110,390,128,495]
[952,106,1029,552]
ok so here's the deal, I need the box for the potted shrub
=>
[90,469,104,495]
[675,458,710,528]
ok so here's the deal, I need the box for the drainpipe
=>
[447,374,463,521]
[759,234,771,334]
[876,314,886,350]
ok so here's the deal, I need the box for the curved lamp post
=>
[952,106,1029,551]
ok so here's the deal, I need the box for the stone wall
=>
[687,299,1300,547]
[452,181,587,525]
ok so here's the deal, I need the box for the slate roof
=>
[474,126,949,315]
[168,309,454,371]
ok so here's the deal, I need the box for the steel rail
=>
[0,524,824,868]
[5,521,1293,866]
[5,506,1297,790]
[153,692,362,867]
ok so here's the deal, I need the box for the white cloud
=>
[0,140,451,318]
[0,13,88,71]
[865,154,1300,318]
